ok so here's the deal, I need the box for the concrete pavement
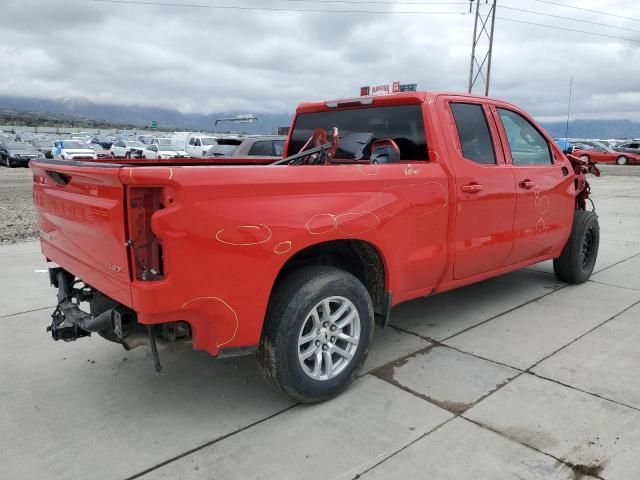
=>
[1,172,639,480]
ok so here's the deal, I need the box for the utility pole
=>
[468,0,497,96]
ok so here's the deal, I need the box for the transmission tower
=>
[468,0,497,96]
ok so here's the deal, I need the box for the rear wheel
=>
[617,156,628,165]
[553,210,599,284]
[257,266,374,403]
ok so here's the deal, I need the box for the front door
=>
[441,98,517,279]
[491,106,574,265]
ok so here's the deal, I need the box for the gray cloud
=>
[0,0,639,120]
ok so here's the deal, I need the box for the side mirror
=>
[370,139,400,164]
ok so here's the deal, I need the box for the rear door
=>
[31,160,132,305]
[491,106,574,264]
[440,97,517,279]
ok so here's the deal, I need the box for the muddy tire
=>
[553,210,599,284]
[257,266,374,403]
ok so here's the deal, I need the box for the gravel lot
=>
[0,167,38,243]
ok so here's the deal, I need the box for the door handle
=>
[520,179,535,189]
[461,183,484,193]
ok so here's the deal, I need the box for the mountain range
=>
[0,95,639,139]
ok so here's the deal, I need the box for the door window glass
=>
[497,108,552,166]
[450,103,496,164]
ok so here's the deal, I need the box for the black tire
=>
[6,157,15,168]
[617,156,628,165]
[553,210,599,284]
[125,151,131,159]
[257,266,374,403]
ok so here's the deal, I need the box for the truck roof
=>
[296,91,515,114]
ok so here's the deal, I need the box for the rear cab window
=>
[288,105,428,161]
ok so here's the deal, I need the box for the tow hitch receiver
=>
[47,269,115,342]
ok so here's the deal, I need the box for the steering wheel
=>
[296,127,339,164]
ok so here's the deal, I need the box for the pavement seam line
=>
[588,279,640,291]
[347,415,457,480]
[124,404,298,480]
[460,416,605,480]
[0,305,55,318]
[439,283,569,343]
[592,251,640,274]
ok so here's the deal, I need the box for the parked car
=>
[142,144,189,159]
[0,140,44,167]
[110,140,147,158]
[86,143,111,159]
[573,141,639,165]
[138,135,156,145]
[52,140,97,161]
[151,137,173,146]
[31,139,55,159]
[613,142,640,161]
[91,135,115,149]
[185,134,219,157]
[31,91,600,403]
[205,136,286,159]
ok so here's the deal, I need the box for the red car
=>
[573,142,639,165]
[31,92,600,402]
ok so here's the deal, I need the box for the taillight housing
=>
[127,187,164,281]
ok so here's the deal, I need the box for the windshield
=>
[158,145,180,151]
[156,138,172,145]
[63,141,88,149]
[206,144,238,156]
[201,138,218,146]
[289,105,427,160]
[126,141,145,148]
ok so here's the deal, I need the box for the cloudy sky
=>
[1,0,639,121]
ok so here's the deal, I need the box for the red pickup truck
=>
[31,92,600,403]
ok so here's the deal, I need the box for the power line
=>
[88,0,469,14]
[283,0,468,4]
[496,16,640,44]
[528,0,640,24]
[499,4,640,35]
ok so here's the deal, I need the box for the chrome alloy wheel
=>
[297,296,361,381]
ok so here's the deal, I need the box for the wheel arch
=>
[270,239,389,322]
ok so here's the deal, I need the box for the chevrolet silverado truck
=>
[31,92,600,403]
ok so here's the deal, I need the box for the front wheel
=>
[553,210,599,284]
[617,156,628,165]
[6,157,14,168]
[257,266,374,403]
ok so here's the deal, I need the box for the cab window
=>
[450,103,496,165]
[289,105,427,160]
[497,108,552,166]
